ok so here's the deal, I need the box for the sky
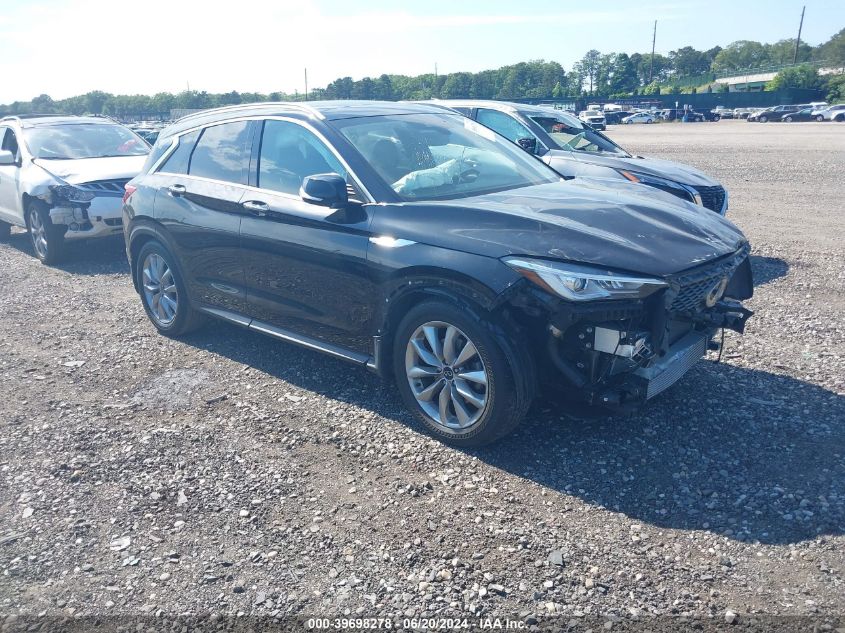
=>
[1,0,843,103]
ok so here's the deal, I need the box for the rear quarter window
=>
[157,130,200,175]
[188,121,251,184]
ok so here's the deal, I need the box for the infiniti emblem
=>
[443,367,455,380]
[705,277,729,308]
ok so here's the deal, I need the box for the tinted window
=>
[529,113,628,156]
[22,123,148,159]
[189,121,251,184]
[476,109,535,144]
[157,130,200,175]
[1,127,19,158]
[258,120,346,196]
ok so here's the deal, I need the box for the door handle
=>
[242,200,270,216]
[168,184,186,197]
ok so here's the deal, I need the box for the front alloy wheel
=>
[27,202,65,264]
[405,321,488,431]
[392,301,534,446]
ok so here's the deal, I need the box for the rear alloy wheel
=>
[27,201,65,264]
[784,116,793,122]
[393,301,533,446]
[135,240,204,336]
[759,115,768,123]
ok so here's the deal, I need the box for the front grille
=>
[79,179,130,195]
[670,246,749,313]
[694,185,726,213]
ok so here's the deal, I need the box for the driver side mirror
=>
[0,150,16,166]
[300,173,348,208]
[516,137,537,154]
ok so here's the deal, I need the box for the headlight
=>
[616,170,701,206]
[504,257,668,301]
[50,184,95,203]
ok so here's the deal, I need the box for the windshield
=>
[23,123,149,160]
[335,113,559,201]
[528,112,628,156]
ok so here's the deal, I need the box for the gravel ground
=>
[0,120,843,630]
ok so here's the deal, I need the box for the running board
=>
[197,305,377,370]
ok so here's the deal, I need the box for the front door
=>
[0,127,22,224]
[239,118,377,354]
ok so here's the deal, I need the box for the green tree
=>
[824,73,845,102]
[815,28,845,65]
[574,49,602,94]
[712,41,770,72]
[766,64,823,90]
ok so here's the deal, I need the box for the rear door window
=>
[188,121,252,184]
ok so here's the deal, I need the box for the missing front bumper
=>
[632,332,708,399]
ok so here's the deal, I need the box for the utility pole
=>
[793,6,805,64]
[649,20,657,83]
[304,68,309,101]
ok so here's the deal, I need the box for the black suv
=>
[124,101,753,446]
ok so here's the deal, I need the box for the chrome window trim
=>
[154,115,374,203]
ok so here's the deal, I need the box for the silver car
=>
[0,115,148,263]
[440,100,728,215]
[812,104,845,122]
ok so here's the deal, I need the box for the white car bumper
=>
[49,195,123,240]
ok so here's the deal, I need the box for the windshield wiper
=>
[37,156,76,160]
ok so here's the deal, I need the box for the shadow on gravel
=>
[183,320,845,547]
[750,255,789,287]
[5,230,129,275]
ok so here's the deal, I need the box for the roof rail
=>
[1,113,73,121]
[174,101,324,123]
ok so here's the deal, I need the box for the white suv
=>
[0,115,148,263]
[812,104,845,122]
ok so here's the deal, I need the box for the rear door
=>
[153,120,253,314]
[238,118,377,354]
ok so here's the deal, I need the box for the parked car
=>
[712,106,733,119]
[604,110,634,124]
[622,112,655,124]
[0,114,149,263]
[133,128,160,145]
[440,100,728,214]
[754,105,801,123]
[812,104,845,122]
[781,107,817,122]
[124,101,753,446]
[578,110,606,130]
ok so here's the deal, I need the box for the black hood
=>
[381,180,747,277]
[546,150,720,187]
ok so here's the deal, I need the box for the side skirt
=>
[196,305,379,372]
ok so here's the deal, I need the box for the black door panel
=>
[155,177,246,312]
[240,192,376,353]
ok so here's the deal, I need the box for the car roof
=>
[0,115,120,128]
[439,100,561,116]
[163,100,458,137]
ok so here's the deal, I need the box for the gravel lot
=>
[0,120,843,630]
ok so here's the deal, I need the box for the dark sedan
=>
[781,107,816,122]
[124,101,753,446]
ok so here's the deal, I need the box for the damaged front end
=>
[506,244,754,410]
[33,182,126,239]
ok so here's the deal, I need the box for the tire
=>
[0,220,10,242]
[784,116,793,123]
[836,114,845,122]
[135,240,205,337]
[815,115,824,122]
[392,300,533,447]
[759,115,768,123]
[26,200,65,264]
[645,119,652,124]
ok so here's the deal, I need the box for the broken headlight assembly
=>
[49,184,95,204]
[616,170,702,206]
[503,258,668,301]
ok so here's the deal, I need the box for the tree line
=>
[2,29,843,119]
